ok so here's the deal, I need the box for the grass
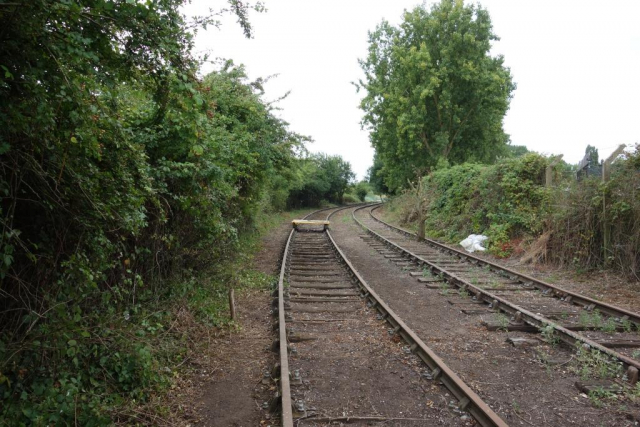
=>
[588,387,617,408]
[495,313,510,332]
[573,344,623,381]
[458,287,470,299]
[439,281,450,296]
[534,348,554,376]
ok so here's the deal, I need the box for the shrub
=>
[383,147,640,277]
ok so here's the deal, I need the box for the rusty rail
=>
[276,226,295,427]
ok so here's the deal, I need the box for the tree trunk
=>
[417,210,426,241]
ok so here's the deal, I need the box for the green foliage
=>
[345,180,372,203]
[574,345,623,381]
[539,324,560,347]
[354,181,371,202]
[388,153,550,256]
[367,153,391,195]
[383,146,640,277]
[358,0,515,191]
[503,144,530,158]
[0,0,303,423]
[286,153,355,208]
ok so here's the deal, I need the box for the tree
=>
[0,1,304,422]
[287,154,355,207]
[358,0,515,191]
[354,181,371,202]
[505,144,530,158]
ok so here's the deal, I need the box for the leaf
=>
[191,145,204,156]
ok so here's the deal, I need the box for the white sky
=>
[183,0,640,180]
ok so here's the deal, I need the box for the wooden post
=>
[229,288,236,320]
[602,144,626,265]
[545,155,563,187]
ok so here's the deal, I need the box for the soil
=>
[330,206,640,427]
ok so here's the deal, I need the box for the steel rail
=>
[353,205,640,383]
[369,204,640,326]
[276,226,295,427]
[325,206,508,427]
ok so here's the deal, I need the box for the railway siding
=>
[357,205,640,384]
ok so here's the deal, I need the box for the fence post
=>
[602,144,626,265]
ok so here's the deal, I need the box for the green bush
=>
[0,1,305,423]
[416,153,550,256]
[384,147,640,277]
[342,193,360,204]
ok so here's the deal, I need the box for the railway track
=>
[353,204,640,387]
[274,205,508,426]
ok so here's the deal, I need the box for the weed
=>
[547,273,561,282]
[579,309,605,329]
[600,318,617,333]
[422,267,431,277]
[486,280,500,289]
[579,311,592,328]
[588,387,616,408]
[632,350,640,359]
[458,287,470,299]
[630,383,640,403]
[540,324,560,347]
[591,309,603,328]
[574,345,623,380]
[511,400,520,413]
[496,313,510,332]
[621,318,634,333]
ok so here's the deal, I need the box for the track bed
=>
[286,231,461,425]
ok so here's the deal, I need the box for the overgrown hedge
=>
[0,1,317,423]
[385,148,640,278]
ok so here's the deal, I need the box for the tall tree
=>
[358,0,515,191]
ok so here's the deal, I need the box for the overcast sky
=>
[183,0,640,179]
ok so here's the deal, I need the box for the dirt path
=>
[171,212,312,427]
[330,207,640,426]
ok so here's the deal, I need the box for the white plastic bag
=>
[459,234,488,253]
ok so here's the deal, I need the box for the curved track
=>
[275,205,508,426]
[352,204,640,385]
